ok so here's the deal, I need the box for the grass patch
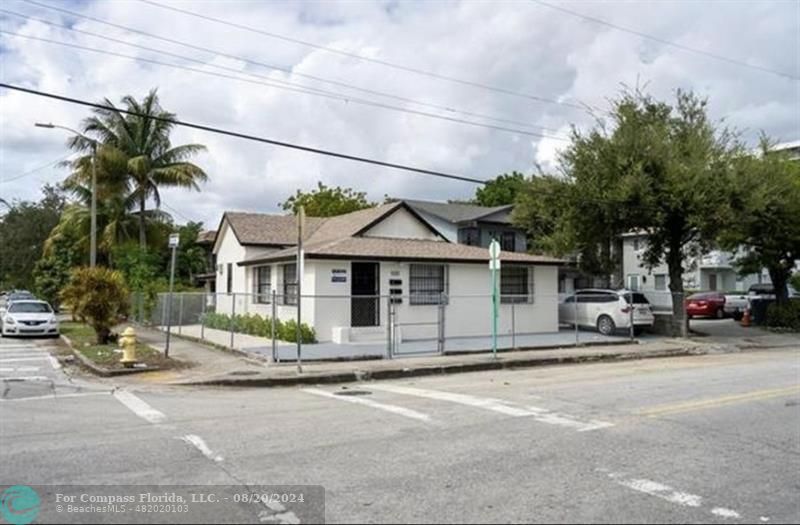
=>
[61,321,181,370]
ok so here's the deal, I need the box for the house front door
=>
[351,262,379,327]
[709,273,717,291]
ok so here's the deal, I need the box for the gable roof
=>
[239,236,563,266]
[218,212,326,246]
[404,199,513,224]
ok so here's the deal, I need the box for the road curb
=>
[60,334,162,377]
[180,346,705,388]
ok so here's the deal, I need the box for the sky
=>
[1,0,798,229]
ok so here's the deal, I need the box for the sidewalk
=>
[122,327,714,387]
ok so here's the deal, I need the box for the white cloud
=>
[1,0,798,228]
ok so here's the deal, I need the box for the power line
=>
[161,201,196,224]
[136,0,587,109]
[1,151,75,184]
[0,28,568,141]
[530,0,799,81]
[0,82,490,185]
[20,0,567,135]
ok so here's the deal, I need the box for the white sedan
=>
[1,300,60,338]
[559,289,655,336]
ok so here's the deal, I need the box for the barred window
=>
[458,227,480,246]
[501,231,516,252]
[283,263,297,305]
[501,266,533,304]
[253,266,271,304]
[409,264,447,305]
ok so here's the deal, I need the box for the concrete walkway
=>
[121,327,707,387]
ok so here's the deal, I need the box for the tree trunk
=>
[139,194,147,250]
[666,241,687,337]
[768,264,790,305]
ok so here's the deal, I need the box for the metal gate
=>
[387,294,445,358]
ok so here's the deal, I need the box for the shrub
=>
[765,301,800,331]
[60,267,130,344]
[197,311,308,341]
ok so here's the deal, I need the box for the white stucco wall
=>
[295,259,559,342]
[362,207,443,241]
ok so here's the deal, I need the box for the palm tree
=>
[68,89,207,249]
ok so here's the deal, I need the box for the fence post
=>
[511,299,516,350]
[271,290,277,363]
[230,293,236,350]
[629,292,635,341]
[200,293,207,341]
[178,293,184,335]
[160,293,167,332]
[574,295,579,347]
[437,293,446,354]
[386,295,393,360]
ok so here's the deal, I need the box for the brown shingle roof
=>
[222,212,326,246]
[196,230,217,244]
[240,236,563,266]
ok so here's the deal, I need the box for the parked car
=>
[747,283,798,299]
[0,300,60,338]
[723,292,749,320]
[685,292,726,319]
[559,289,655,336]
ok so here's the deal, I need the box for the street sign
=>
[489,239,501,260]
[169,233,180,248]
[489,259,501,270]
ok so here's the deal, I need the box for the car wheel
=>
[716,308,725,319]
[597,315,615,336]
[633,327,644,336]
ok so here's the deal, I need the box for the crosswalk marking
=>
[0,357,50,363]
[0,366,41,373]
[113,390,167,424]
[303,388,433,423]
[369,384,614,432]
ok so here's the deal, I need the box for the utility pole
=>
[296,206,305,374]
[165,232,180,358]
[489,239,501,359]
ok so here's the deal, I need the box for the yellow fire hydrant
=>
[119,327,138,368]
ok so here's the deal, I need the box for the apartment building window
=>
[654,274,667,291]
[253,266,271,304]
[633,239,640,251]
[626,274,641,291]
[501,266,533,303]
[409,264,447,305]
[282,263,297,305]
[458,227,480,246]
[501,231,516,252]
[226,263,232,294]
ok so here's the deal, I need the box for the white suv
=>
[559,289,655,336]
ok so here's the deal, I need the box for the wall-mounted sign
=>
[331,268,347,283]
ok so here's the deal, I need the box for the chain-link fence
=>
[130,289,692,363]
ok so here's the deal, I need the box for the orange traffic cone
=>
[740,308,751,327]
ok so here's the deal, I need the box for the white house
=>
[211,201,563,344]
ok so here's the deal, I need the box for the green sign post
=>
[489,239,501,359]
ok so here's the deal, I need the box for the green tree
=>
[0,185,65,290]
[281,182,374,217]
[474,171,527,207]
[60,266,130,344]
[720,138,800,303]
[517,89,741,333]
[68,89,208,249]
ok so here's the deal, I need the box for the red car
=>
[685,292,726,319]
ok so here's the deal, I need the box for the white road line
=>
[0,376,50,382]
[604,471,743,519]
[180,434,224,462]
[113,390,167,424]
[0,357,49,363]
[48,355,61,370]
[369,384,613,432]
[0,392,110,403]
[0,367,41,373]
[712,508,743,519]
[303,388,432,423]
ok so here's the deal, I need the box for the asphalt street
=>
[1,334,798,524]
